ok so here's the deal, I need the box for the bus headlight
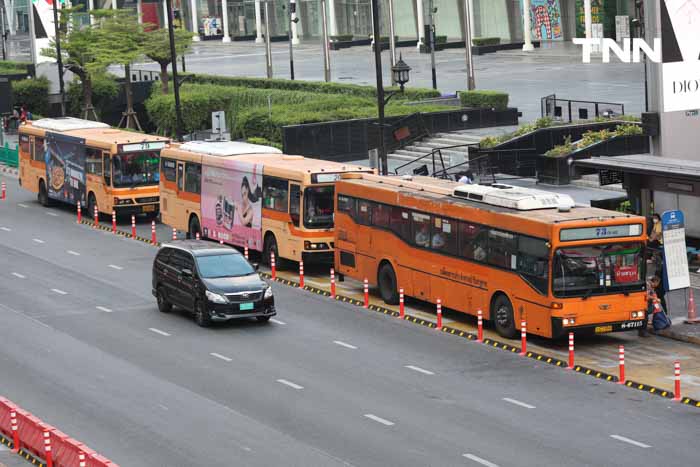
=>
[304,241,329,250]
[114,197,134,205]
[631,311,644,319]
[563,317,576,326]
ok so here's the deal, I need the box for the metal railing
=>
[541,94,625,122]
[393,142,474,176]
[0,143,19,168]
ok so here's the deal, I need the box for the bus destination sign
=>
[120,142,167,153]
[560,224,643,241]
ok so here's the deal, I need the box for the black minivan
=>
[152,240,275,327]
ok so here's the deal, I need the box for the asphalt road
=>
[1,177,698,467]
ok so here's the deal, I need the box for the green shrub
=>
[460,90,509,111]
[435,35,448,45]
[545,136,574,157]
[479,136,501,149]
[615,123,644,136]
[66,76,120,118]
[246,137,283,150]
[11,78,50,116]
[0,61,30,75]
[472,37,501,46]
[579,128,614,148]
[330,35,353,42]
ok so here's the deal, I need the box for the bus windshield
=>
[553,242,645,298]
[304,185,334,229]
[112,152,160,188]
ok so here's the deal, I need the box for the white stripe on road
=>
[51,288,68,295]
[276,379,304,390]
[210,352,233,362]
[11,272,26,279]
[333,340,358,350]
[149,328,171,337]
[610,435,651,448]
[270,318,286,325]
[33,238,45,244]
[96,306,112,313]
[404,365,435,375]
[0,227,11,232]
[45,212,58,217]
[17,203,29,208]
[463,453,500,467]
[67,250,80,256]
[108,264,124,270]
[363,414,395,426]
[502,398,536,409]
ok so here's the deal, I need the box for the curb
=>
[0,432,46,467]
[655,328,700,346]
[79,219,161,247]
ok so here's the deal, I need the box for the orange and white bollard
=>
[363,278,369,308]
[477,309,483,342]
[43,429,53,467]
[299,260,305,288]
[330,268,336,299]
[1,181,6,200]
[10,410,19,452]
[436,299,442,329]
[567,332,575,369]
[172,228,177,241]
[674,361,682,401]
[519,320,527,356]
[270,251,276,279]
[76,201,82,223]
[111,210,116,233]
[93,205,98,227]
[131,215,136,238]
[78,451,86,467]
[618,345,626,384]
[244,246,249,260]
[151,220,156,245]
[399,288,405,318]
[686,288,700,324]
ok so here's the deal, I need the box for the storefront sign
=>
[661,209,690,290]
[520,0,563,40]
[661,0,700,113]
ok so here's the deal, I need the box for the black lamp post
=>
[371,0,411,175]
[165,0,183,141]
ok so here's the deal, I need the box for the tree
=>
[142,27,194,95]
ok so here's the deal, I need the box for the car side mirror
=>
[181,268,193,278]
[252,263,260,271]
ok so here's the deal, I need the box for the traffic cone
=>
[685,288,700,324]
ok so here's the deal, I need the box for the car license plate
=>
[142,205,155,212]
[595,325,613,334]
[239,302,254,311]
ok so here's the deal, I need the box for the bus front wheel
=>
[378,263,399,305]
[492,294,517,339]
[188,215,201,240]
[87,193,98,220]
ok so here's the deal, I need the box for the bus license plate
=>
[595,325,613,334]
[142,205,155,212]
[240,302,254,311]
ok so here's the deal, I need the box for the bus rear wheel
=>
[378,263,399,305]
[188,216,201,239]
[38,180,52,207]
[262,234,279,267]
[492,294,517,339]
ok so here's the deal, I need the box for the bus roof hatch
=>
[453,184,576,211]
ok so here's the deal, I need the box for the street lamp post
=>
[388,0,396,85]
[284,0,299,80]
[166,0,184,141]
[428,0,436,90]
[263,0,273,78]
[463,0,475,89]
[51,0,66,116]
[320,0,331,82]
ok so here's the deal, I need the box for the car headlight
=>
[205,290,228,304]
[264,286,273,299]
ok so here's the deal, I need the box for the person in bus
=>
[415,223,430,247]
[432,230,446,249]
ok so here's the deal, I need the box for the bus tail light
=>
[562,318,576,326]
[551,302,563,310]
[631,311,644,319]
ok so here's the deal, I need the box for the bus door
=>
[158,158,178,226]
[286,183,302,259]
[98,152,111,210]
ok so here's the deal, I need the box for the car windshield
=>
[112,152,160,188]
[304,185,334,229]
[552,242,645,298]
[196,253,255,279]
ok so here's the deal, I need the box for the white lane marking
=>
[405,365,435,375]
[363,414,395,426]
[463,453,500,467]
[32,238,45,244]
[108,264,124,270]
[270,318,286,325]
[158,404,169,411]
[11,272,26,279]
[45,212,58,217]
[17,203,29,208]
[276,379,304,390]
[210,352,233,362]
[96,306,113,313]
[610,435,651,448]
[1,227,11,231]
[333,340,358,350]
[502,398,536,409]
[50,288,68,295]
[149,327,171,337]
[67,250,81,256]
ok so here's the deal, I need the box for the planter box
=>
[472,41,540,55]
[330,38,371,50]
[371,39,418,52]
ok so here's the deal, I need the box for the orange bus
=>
[334,173,648,339]
[159,141,374,263]
[19,118,169,216]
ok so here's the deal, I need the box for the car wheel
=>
[156,287,172,313]
[378,263,399,305]
[189,215,201,240]
[492,294,517,338]
[256,316,271,323]
[194,300,211,328]
[262,234,279,267]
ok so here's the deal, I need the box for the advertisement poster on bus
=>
[201,160,263,251]
[45,132,86,206]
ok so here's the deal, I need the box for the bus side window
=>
[184,163,201,194]
[86,148,102,175]
[337,195,355,217]
[162,158,177,182]
[389,207,411,243]
[356,200,372,225]
[177,162,184,192]
[263,176,289,212]
[35,138,44,161]
[459,222,487,262]
[103,153,111,186]
[289,184,301,227]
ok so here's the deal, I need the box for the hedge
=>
[66,77,120,119]
[11,78,50,116]
[0,60,30,75]
[460,90,509,111]
[472,37,501,47]
[181,73,441,101]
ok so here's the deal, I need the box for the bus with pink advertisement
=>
[159,141,374,264]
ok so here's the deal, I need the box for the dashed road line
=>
[276,379,304,390]
[96,306,113,313]
[17,203,29,208]
[50,288,68,295]
[11,272,26,279]
[67,250,81,256]
[0,227,11,232]
[45,211,58,217]
[463,453,500,467]
[270,318,286,325]
[363,414,395,426]
[108,264,124,270]
[404,365,435,375]
[32,238,45,244]
[210,352,233,362]
[610,435,651,448]
[333,340,358,350]
[149,328,171,337]
[502,398,536,409]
